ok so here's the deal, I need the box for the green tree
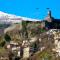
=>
[0,36,6,47]
[4,33,11,42]
[22,21,28,39]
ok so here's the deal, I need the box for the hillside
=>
[0,11,60,60]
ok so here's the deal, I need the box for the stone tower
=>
[45,8,52,22]
[23,40,30,58]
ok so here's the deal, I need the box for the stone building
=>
[6,41,21,60]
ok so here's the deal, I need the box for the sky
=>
[0,0,60,20]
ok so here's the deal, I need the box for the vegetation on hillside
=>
[31,49,57,60]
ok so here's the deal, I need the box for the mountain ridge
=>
[0,11,41,24]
